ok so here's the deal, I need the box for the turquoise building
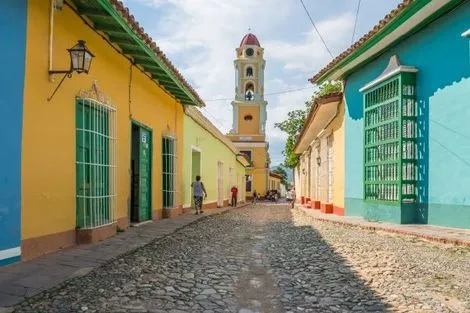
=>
[311,0,470,228]
[0,0,27,266]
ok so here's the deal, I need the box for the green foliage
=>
[275,81,342,168]
[271,166,289,187]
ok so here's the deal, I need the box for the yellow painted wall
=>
[237,106,260,135]
[182,114,246,207]
[237,145,267,196]
[294,100,344,209]
[330,101,345,208]
[268,176,281,191]
[22,0,184,240]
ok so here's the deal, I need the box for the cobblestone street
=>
[14,204,470,313]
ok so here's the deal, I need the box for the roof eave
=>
[294,93,343,154]
[70,0,205,107]
[310,0,460,85]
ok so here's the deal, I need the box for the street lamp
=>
[48,40,95,101]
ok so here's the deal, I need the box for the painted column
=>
[0,0,27,266]
[259,102,267,134]
[232,102,238,133]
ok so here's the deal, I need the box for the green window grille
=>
[162,137,176,208]
[76,97,117,228]
[363,70,417,205]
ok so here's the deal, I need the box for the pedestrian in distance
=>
[230,185,238,207]
[191,175,207,215]
[253,190,257,204]
[290,187,296,209]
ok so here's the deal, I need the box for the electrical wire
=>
[298,0,334,59]
[351,0,362,44]
[204,86,315,102]
[200,106,229,130]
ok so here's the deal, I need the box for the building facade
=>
[294,93,345,215]
[310,0,470,228]
[182,106,248,210]
[0,0,28,266]
[0,0,206,266]
[227,33,270,198]
[268,173,282,193]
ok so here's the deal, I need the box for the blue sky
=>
[122,0,402,166]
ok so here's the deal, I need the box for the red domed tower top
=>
[240,33,260,47]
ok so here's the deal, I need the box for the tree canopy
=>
[274,81,342,168]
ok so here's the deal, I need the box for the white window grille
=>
[327,135,334,203]
[76,83,117,229]
[162,137,177,208]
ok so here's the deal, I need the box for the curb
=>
[297,207,470,248]
[2,206,240,309]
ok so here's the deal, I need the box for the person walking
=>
[191,175,207,215]
[290,187,296,208]
[252,190,257,204]
[230,185,238,207]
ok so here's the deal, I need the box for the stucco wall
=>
[22,0,184,245]
[331,101,345,210]
[182,114,246,208]
[0,0,27,265]
[238,106,261,135]
[344,2,470,228]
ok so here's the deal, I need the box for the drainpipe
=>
[48,0,64,81]
[48,0,55,81]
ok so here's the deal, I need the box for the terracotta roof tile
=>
[109,0,205,106]
[309,0,414,83]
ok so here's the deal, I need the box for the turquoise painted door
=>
[138,128,151,221]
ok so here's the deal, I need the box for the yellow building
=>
[227,33,269,198]
[182,107,249,210]
[268,172,282,192]
[19,0,205,261]
[294,92,345,215]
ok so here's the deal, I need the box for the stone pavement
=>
[0,206,240,309]
[298,206,470,247]
[10,204,470,312]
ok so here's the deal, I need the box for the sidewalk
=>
[0,205,245,309]
[298,206,470,247]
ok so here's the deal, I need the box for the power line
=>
[200,106,228,130]
[204,86,315,102]
[351,0,362,44]
[298,0,334,59]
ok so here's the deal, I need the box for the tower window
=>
[244,115,253,121]
[246,67,253,77]
[245,83,254,101]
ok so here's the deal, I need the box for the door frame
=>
[190,146,202,207]
[130,120,153,223]
[216,161,224,207]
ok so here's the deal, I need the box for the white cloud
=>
[123,0,354,162]
[264,13,354,73]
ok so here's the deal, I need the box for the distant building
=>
[227,33,270,199]
[294,93,344,215]
[183,106,249,210]
[268,172,282,192]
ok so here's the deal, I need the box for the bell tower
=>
[229,33,267,137]
[227,33,269,197]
